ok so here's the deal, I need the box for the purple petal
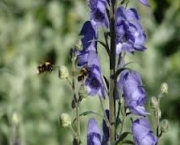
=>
[87,51,100,67]
[118,70,149,116]
[132,118,157,145]
[139,0,150,7]
[87,118,101,145]
[89,0,109,28]
[115,7,147,54]
[88,118,101,135]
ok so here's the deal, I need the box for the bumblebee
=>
[77,67,89,82]
[37,62,53,74]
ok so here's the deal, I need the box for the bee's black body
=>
[77,67,89,81]
[37,62,53,74]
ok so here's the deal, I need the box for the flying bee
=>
[37,62,54,75]
[77,67,89,82]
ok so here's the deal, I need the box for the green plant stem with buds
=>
[156,93,163,139]
[71,57,81,145]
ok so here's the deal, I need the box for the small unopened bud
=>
[160,83,168,95]
[78,85,88,100]
[154,107,161,119]
[157,108,161,119]
[150,96,159,110]
[59,66,69,79]
[60,113,71,127]
[75,39,82,51]
[160,119,169,133]
[12,112,20,125]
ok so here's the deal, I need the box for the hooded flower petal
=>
[118,70,149,116]
[77,51,89,67]
[132,118,157,145]
[115,7,146,54]
[80,21,97,50]
[89,0,109,28]
[85,64,105,98]
[77,21,97,68]
[87,118,101,145]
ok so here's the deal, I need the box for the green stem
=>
[69,125,78,138]
[72,57,81,145]
[119,102,126,136]
[109,0,117,143]
[99,96,110,127]
[156,97,160,138]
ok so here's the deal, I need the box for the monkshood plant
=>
[38,0,169,145]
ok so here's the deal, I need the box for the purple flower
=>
[77,21,105,98]
[77,45,98,68]
[87,117,110,145]
[85,64,105,98]
[132,118,157,145]
[77,21,97,68]
[77,51,105,98]
[118,70,149,116]
[115,7,146,54]
[138,0,150,6]
[89,0,109,28]
[80,21,97,51]
[87,118,102,145]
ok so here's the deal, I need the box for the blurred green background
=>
[0,0,179,145]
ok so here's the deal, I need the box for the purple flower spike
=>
[115,7,146,54]
[87,118,101,145]
[118,70,149,116]
[132,118,157,145]
[89,0,109,28]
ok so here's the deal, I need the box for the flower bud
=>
[158,108,161,119]
[58,66,69,79]
[150,96,158,110]
[160,119,169,133]
[12,112,20,125]
[60,113,71,127]
[75,39,82,51]
[154,107,161,119]
[160,83,168,95]
[78,85,88,100]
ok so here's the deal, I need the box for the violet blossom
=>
[89,0,109,28]
[115,7,146,54]
[118,70,149,116]
[132,118,157,145]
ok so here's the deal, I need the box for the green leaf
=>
[96,40,110,55]
[119,132,131,142]
[115,132,131,145]
[72,111,103,125]
[121,140,134,145]
[103,75,109,90]
[114,67,128,79]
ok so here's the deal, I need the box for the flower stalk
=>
[47,0,169,145]
[109,0,117,143]
[71,53,81,145]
